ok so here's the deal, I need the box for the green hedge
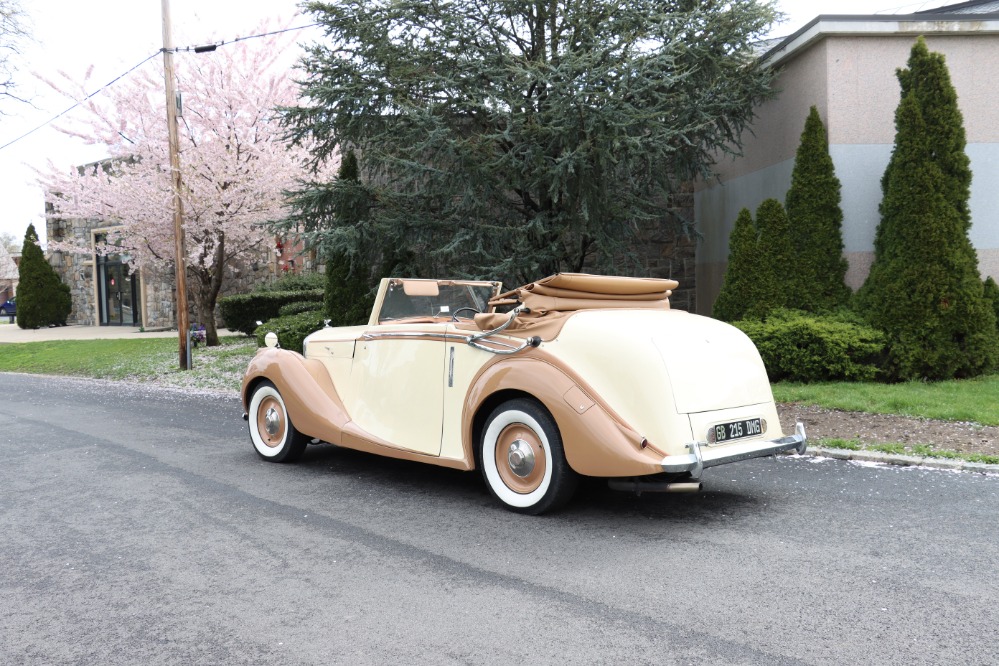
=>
[733,309,887,383]
[254,310,327,354]
[220,289,324,335]
[278,300,324,317]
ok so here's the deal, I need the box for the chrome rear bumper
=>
[661,422,807,479]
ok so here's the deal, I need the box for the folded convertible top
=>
[491,272,678,313]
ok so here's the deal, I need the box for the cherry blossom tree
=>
[41,30,313,345]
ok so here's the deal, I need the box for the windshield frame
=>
[371,279,502,325]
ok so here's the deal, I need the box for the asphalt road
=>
[2,373,997,665]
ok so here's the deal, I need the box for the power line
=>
[169,22,321,54]
[0,51,161,153]
[0,22,320,153]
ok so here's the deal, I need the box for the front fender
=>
[463,354,665,477]
[241,347,349,445]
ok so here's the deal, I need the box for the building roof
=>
[760,4,999,66]
[918,1,999,14]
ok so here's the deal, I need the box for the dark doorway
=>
[96,251,141,326]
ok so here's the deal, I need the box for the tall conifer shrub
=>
[713,199,793,321]
[323,150,375,326]
[784,106,850,310]
[16,224,71,329]
[712,208,756,322]
[856,38,998,379]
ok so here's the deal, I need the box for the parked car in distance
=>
[0,297,14,319]
[241,273,806,514]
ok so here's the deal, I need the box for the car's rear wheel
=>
[0,308,7,315]
[480,398,578,514]
[248,381,308,462]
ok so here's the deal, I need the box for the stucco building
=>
[695,0,999,314]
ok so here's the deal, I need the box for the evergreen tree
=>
[784,106,850,310]
[285,0,779,284]
[713,208,756,322]
[984,277,999,329]
[751,198,794,319]
[323,150,375,326]
[16,224,71,329]
[897,37,972,233]
[856,49,998,380]
[713,199,793,321]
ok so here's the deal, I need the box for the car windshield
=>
[379,280,499,322]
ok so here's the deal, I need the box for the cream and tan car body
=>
[241,274,806,500]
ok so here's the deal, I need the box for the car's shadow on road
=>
[284,442,765,527]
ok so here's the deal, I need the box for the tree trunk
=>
[189,235,226,347]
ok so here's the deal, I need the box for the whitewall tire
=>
[248,381,308,463]
[480,398,578,514]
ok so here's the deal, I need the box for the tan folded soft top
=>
[460,273,680,340]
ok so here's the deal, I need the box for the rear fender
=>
[463,355,665,477]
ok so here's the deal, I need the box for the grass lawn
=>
[0,336,258,393]
[773,374,999,426]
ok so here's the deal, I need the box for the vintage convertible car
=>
[241,273,806,514]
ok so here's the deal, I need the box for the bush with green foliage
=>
[713,199,793,321]
[254,310,326,354]
[713,208,756,322]
[984,277,999,327]
[16,224,72,329]
[219,289,324,335]
[323,150,376,327]
[855,38,998,380]
[278,300,324,317]
[784,106,850,311]
[734,309,887,383]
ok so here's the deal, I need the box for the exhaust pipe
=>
[608,479,703,494]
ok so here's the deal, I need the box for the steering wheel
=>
[451,306,481,322]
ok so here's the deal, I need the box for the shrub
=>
[855,38,998,380]
[984,277,999,328]
[323,150,377,327]
[734,309,887,383]
[278,300,324,317]
[713,208,756,322]
[16,223,72,329]
[219,289,324,335]
[713,199,793,321]
[254,310,327,354]
[784,106,850,311]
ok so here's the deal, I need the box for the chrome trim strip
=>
[448,346,455,387]
[362,331,470,342]
[362,307,537,356]
[361,330,519,351]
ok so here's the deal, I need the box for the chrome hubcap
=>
[507,439,536,477]
[264,406,281,436]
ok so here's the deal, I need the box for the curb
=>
[800,446,999,474]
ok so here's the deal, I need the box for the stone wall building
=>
[46,208,305,329]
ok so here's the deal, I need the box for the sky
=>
[0,0,957,247]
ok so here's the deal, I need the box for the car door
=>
[341,323,448,456]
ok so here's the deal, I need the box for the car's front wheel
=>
[248,381,308,462]
[480,398,578,514]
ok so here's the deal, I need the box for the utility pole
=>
[161,0,190,370]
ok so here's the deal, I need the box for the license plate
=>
[709,418,763,444]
